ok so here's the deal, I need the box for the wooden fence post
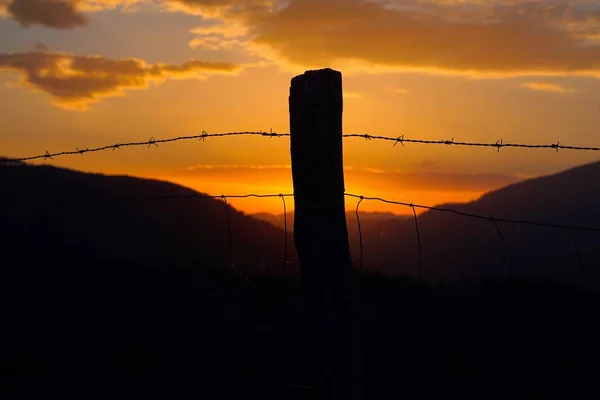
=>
[289,68,353,399]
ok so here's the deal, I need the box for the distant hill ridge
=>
[353,161,600,287]
[252,211,411,231]
[2,159,600,287]
[0,161,297,276]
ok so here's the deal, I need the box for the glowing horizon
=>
[2,0,600,214]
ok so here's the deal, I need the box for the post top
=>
[291,67,340,81]
[290,68,342,96]
[301,67,340,74]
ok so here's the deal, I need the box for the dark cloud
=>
[0,51,242,109]
[6,0,88,29]
[0,0,271,29]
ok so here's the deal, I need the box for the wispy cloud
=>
[522,82,575,94]
[0,50,243,109]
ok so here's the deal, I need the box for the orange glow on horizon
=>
[4,0,600,219]
[163,173,494,216]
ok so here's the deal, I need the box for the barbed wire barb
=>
[394,135,404,147]
[263,128,281,139]
[342,134,600,152]
[553,141,560,152]
[495,139,503,153]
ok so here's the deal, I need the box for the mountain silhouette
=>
[3,158,600,398]
[252,210,410,233]
[353,161,600,287]
[3,158,600,287]
[0,160,297,277]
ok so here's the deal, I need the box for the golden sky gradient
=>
[2,0,600,214]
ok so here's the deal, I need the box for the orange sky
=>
[2,0,600,214]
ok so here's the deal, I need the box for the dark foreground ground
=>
[2,255,600,399]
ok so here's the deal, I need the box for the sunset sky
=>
[2,0,600,214]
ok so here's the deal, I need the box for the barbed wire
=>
[346,134,600,152]
[4,190,598,281]
[8,189,600,237]
[6,189,600,236]
[38,192,294,281]
[0,131,288,163]
[345,193,599,283]
[3,131,600,163]
[169,193,290,281]
[29,191,292,277]
[344,194,600,233]
[33,193,295,201]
